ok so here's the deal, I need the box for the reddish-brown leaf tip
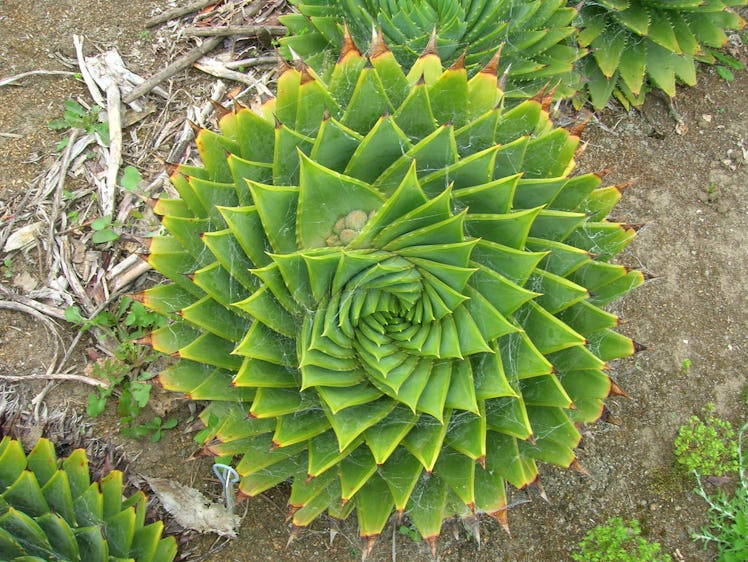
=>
[489,508,510,536]
[286,525,302,548]
[369,28,390,59]
[339,21,361,62]
[299,63,315,85]
[481,45,503,76]
[449,50,467,71]
[420,27,439,58]
[570,458,590,477]
[609,378,631,398]
[211,100,231,119]
[133,334,153,347]
[425,535,439,556]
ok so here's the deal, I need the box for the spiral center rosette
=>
[140,32,644,550]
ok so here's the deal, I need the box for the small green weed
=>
[122,416,178,442]
[681,358,692,373]
[692,423,748,562]
[49,99,109,149]
[710,50,744,83]
[120,165,142,192]
[2,257,14,280]
[91,215,120,244]
[398,523,422,543]
[572,517,671,562]
[674,404,739,477]
[66,297,175,441]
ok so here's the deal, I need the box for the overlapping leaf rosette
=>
[0,436,176,561]
[279,0,583,100]
[141,33,643,548]
[575,0,747,109]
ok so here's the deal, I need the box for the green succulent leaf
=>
[0,437,176,561]
[279,0,583,101]
[575,0,747,108]
[146,39,641,544]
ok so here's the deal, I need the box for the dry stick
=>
[194,60,273,95]
[73,35,105,107]
[0,287,67,321]
[183,25,286,37]
[123,36,223,104]
[0,373,110,389]
[102,84,122,217]
[46,130,78,273]
[0,70,76,88]
[110,260,151,293]
[145,0,219,27]
[224,55,279,69]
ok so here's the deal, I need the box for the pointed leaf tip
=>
[569,115,591,138]
[299,63,315,85]
[187,120,202,135]
[490,508,510,536]
[369,28,390,59]
[449,51,467,71]
[286,525,302,548]
[570,458,590,477]
[425,535,439,556]
[616,178,637,191]
[481,45,503,76]
[608,379,631,398]
[421,28,439,58]
[363,535,378,557]
[594,167,614,179]
[529,476,549,503]
[164,161,179,176]
[339,22,361,61]
[211,100,231,119]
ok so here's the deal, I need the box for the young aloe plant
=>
[0,436,177,561]
[279,0,583,100]
[142,32,643,551]
[575,0,747,109]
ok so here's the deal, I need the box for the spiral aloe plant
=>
[575,0,747,109]
[279,0,583,100]
[0,436,177,561]
[141,33,643,550]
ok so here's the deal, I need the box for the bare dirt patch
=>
[1,2,747,561]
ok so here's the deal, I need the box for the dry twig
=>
[194,59,273,95]
[103,84,123,217]
[73,35,106,106]
[123,36,224,104]
[0,373,110,389]
[145,0,220,28]
[46,130,78,272]
[0,70,77,88]
[183,24,286,38]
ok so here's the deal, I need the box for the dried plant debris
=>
[147,477,239,537]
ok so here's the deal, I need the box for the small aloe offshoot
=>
[279,0,584,100]
[0,436,177,561]
[574,0,747,109]
[141,30,643,551]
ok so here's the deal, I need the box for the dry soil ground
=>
[1,2,747,561]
